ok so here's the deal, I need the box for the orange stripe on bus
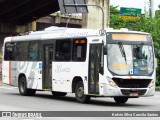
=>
[9,37,13,85]
[9,61,11,85]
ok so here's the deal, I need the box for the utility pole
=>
[149,0,154,18]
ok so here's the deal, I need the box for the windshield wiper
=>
[118,42,127,64]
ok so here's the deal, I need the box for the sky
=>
[110,0,160,16]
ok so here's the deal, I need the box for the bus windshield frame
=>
[106,32,154,76]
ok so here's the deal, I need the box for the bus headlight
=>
[107,77,117,87]
[148,80,154,88]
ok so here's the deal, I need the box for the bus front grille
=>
[112,78,152,88]
[121,89,147,96]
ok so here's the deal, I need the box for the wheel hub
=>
[77,87,84,98]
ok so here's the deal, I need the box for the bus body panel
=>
[52,62,88,93]
[16,61,40,89]
[2,61,10,84]
[2,61,43,90]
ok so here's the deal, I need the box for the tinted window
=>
[4,42,16,60]
[55,40,71,61]
[17,42,29,61]
[28,41,39,61]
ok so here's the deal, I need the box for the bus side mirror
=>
[103,46,107,55]
[154,47,158,58]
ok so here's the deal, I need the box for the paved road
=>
[0,82,160,111]
[0,78,160,119]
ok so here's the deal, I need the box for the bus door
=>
[88,44,102,94]
[43,44,54,89]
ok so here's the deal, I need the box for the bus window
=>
[4,42,16,61]
[72,39,87,61]
[17,42,29,61]
[28,41,39,61]
[55,40,71,61]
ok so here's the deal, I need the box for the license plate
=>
[130,92,139,97]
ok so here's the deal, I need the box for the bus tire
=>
[18,76,36,96]
[52,91,67,96]
[114,97,128,104]
[75,81,90,103]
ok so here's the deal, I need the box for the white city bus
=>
[2,27,157,103]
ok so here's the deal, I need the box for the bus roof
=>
[4,27,150,42]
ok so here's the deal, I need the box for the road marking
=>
[0,86,17,90]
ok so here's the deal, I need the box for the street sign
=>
[120,7,141,20]
[58,0,88,14]
[120,7,141,16]
[119,16,141,20]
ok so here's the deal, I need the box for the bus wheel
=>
[18,76,36,96]
[52,92,67,96]
[75,81,90,103]
[114,97,128,104]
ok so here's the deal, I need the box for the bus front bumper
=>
[100,84,155,97]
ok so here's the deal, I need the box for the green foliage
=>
[110,6,160,85]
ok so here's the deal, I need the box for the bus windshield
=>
[107,44,154,76]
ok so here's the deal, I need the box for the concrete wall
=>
[82,0,110,29]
